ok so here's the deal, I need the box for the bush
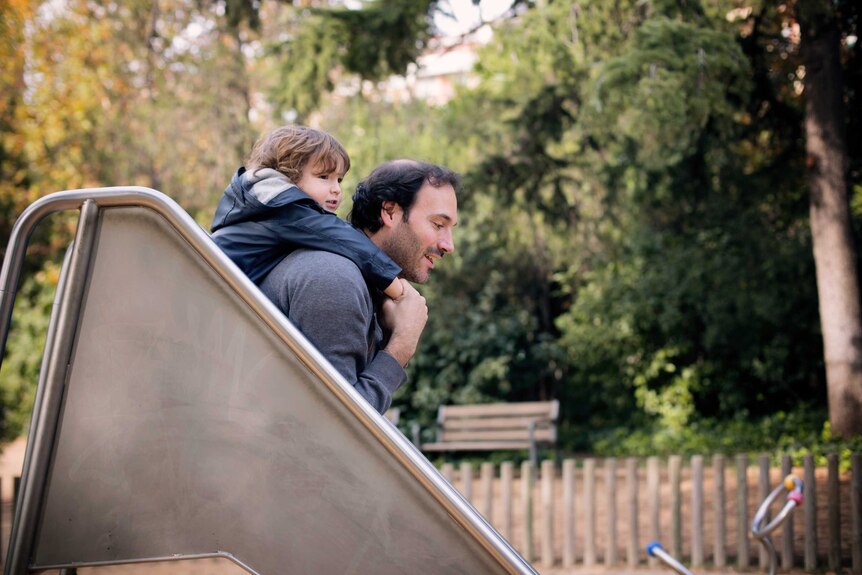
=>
[0,262,59,440]
[588,406,862,472]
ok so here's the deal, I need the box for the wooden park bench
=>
[414,400,560,466]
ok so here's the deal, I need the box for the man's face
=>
[379,181,458,284]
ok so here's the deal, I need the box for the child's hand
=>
[383,278,406,300]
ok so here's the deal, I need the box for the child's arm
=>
[261,201,402,295]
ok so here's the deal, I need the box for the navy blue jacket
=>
[211,167,400,291]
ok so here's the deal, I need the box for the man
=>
[260,159,460,413]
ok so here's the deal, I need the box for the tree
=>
[7,0,258,219]
[3,0,857,447]
[0,0,38,256]
[384,0,831,445]
[797,0,862,436]
[0,0,259,437]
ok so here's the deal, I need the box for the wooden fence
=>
[436,453,862,571]
[0,453,859,571]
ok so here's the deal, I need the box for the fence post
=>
[521,460,534,563]
[803,453,817,571]
[541,459,555,568]
[481,462,494,521]
[828,453,841,572]
[714,454,726,568]
[584,458,597,566]
[737,454,750,569]
[758,454,771,569]
[647,456,661,567]
[606,457,618,567]
[562,459,576,567]
[461,461,473,503]
[627,457,639,567]
[441,462,454,483]
[781,453,795,570]
[11,475,20,566]
[692,455,704,568]
[852,452,862,575]
[670,455,682,560]
[501,461,514,541]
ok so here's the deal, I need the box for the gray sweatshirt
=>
[260,249,407,413]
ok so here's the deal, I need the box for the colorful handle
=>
[647,541,665,556]
[783,474,803,504]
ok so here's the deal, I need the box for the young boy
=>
[211,125,404,298]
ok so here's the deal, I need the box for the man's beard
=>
[381,220,428,284]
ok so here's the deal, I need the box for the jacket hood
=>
[212,167,323,232]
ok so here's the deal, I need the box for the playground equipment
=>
[647,474,804,575]
[646,541,695,575]
[0,188,537,574]
[751,474,804,575]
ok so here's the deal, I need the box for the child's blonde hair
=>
[246,125,350,182]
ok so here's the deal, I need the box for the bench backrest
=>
[436,401,559,445]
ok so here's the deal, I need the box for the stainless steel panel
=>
[21,203,532,574]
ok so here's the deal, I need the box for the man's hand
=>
[382,278,405,300]
[381,279,428,366]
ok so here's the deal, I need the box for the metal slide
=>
[0,188,537,575]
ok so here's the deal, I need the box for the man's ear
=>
[380,201,400,227]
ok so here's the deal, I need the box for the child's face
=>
[296,162,345,213]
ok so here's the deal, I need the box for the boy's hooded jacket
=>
[211,167,401,291]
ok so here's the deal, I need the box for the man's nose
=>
[439,231,455,254]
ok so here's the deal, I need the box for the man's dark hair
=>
[349,160,461,232]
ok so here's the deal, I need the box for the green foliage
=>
[317,96,475,196]
[267,12,343,120]
[315,0,835,455]
[10,0,254,219]
[329,0,435,79]
[2,0,859,453]
[591,406,862,472]
[267,0,437,117]
[0,262,59,440]
[589,17,751,171]
[0,0,257,436]
[401,267,564,435]
[388,0,837,450]
[314,96,565,434]
[0,0,35,231]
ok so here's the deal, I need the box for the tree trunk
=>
[799,0,862,435]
